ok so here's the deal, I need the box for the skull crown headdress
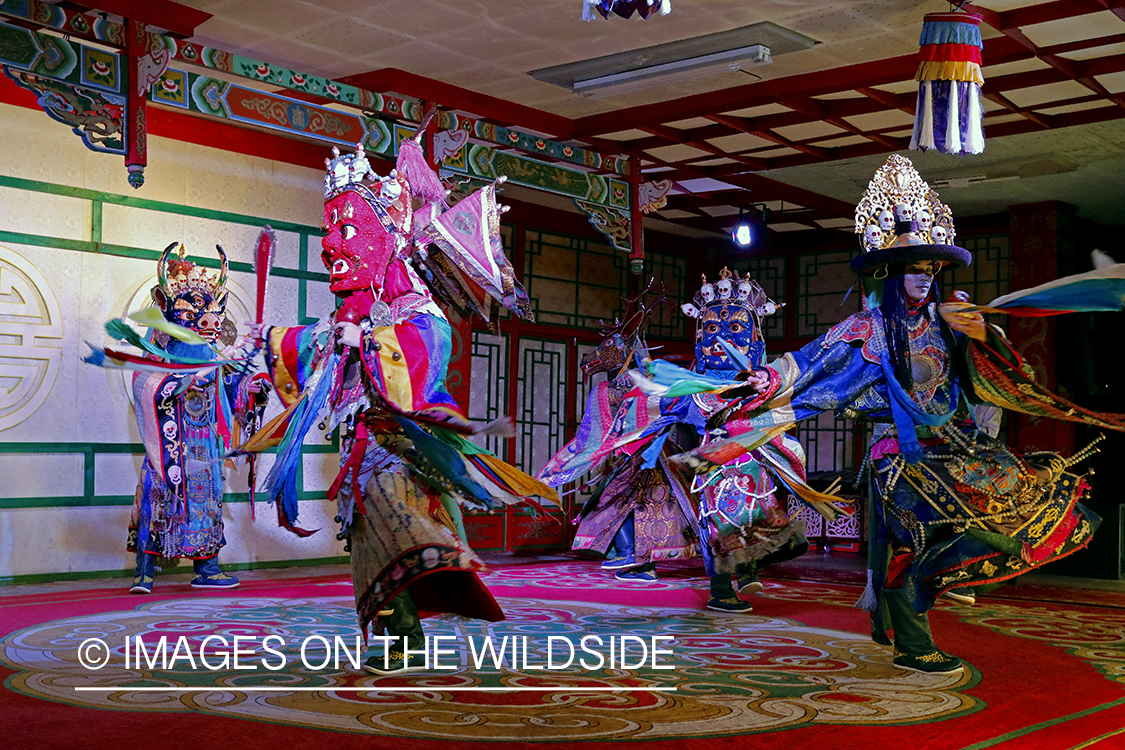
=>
[681,267,780,322]
[151,241,230,343]
[680,267,781,374]
[850,154,971,277]
[155,241,229,303]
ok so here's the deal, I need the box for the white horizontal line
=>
[75,686,678,693]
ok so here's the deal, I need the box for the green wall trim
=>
[0,554,349,586]
[0,231,329,282]
[0,441,338,509]
[0,173,321,234]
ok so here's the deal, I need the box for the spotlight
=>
[732,222,753,247]
[730,205,772,248]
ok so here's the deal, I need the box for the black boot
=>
[365,588,426,675]
[707,573,752,613]
[884,587,962,674]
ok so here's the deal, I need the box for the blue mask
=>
[696,303,762,373]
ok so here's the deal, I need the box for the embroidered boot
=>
[131,550,156,594]
[364,588,426,675]
[192,556,240,589]
[601,514,637,570]
[707,573,752,612]
[885,586,963,674]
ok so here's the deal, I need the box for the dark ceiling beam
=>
[782,97,909,151]
[618,28,1125,153]
[855,87,914,114]
[1040,32,1125,56]
[707,114,829,160]
[984,90,1052,129]
[977,0,1125,29]
[590,130,855,219]
[685,48,1125,176]
[1094,0,1125,23]
[639,124,771,170]
[723,101,1125,173]
[623,96,903,152]
[968,1,1125,110]
[337,68,574,138]
[66,0,210,37]
[572,53,919,137]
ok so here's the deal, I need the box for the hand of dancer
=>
[334,321,362,349]
[244,322,266,347]
[939,290,987,341]
[743,368,771,394]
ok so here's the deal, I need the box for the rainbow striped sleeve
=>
[359,313,464,419]
[264,324,320,407]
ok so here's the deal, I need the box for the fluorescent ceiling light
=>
[531,22,816,97]
[573,45,771,96]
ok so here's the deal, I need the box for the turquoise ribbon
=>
[879,354,960,464]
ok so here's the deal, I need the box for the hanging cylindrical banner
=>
[909,12,985,156]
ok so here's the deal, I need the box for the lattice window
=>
[522,230,629,329]
[728,255,785,339]
[948,234,1011,442]
[787,495,825,538]
[640,249,688,339]
[468,331,509,459]
[514,338,569,476]
[945,234,1010,311]
[792,411,856,475]
[797,251,860,338]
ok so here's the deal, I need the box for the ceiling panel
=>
[771,121,846,141]
[7,0,1120,235]
[1005,80,1097,108]
[1020,12,1124,48]
[1096,71,1125,94]
[645,143,716,162]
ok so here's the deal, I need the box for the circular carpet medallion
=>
[0,595,982,740]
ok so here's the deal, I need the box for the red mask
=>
[320,186,411,297]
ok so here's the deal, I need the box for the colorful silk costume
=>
[545,299,701,579]
[656,156,1122,672]
[679,270,815,592]
[255,138,555,671]
[88,242,268,592]
[542,271,829,608]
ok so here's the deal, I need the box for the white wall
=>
[0,101,347,581]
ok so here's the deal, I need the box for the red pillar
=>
[125,16,148,188]
[1006,201,1075,454]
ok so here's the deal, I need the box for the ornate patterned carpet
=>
[2,560,1124,749]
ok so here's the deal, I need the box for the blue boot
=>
[191,556,240,589]
[131,550,156,594]
[615,562,658,583]
[601,514,636,570]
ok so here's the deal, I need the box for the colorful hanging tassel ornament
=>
[582,0,670,21]
[910,12,985,155]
